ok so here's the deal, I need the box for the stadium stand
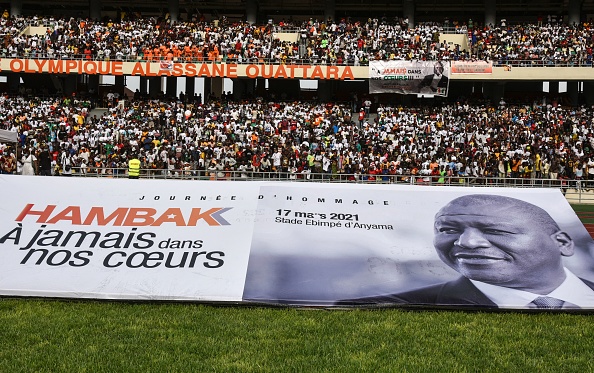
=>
[0,15,591,66]
[0,1,593,198]
[0,94,591,191]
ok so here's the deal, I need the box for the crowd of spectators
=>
[2,94,594,185]
[1,12,594,183]
[470,22,594,66]
[0,12,593,65]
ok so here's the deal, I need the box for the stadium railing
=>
[65,166,593,203]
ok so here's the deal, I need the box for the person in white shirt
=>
[271,149,282,172]
[21,150,37,175]
[61,151,73,176]
[347,194,594,309]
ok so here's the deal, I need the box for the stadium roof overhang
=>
[9,0,594,19]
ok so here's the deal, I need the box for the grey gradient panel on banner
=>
[369,61,450,96]
[1,176,593,310]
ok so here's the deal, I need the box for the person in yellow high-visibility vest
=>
[128,155,141,179]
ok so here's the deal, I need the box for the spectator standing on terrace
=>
[21,149,37,175]
[61,151,72,176]
[550,159,560,181]
[128,154,141,179]
[1,150,15,174]
[587,157,594,189]
[38,147,52,176]
[358,108,365,127]
[363,98,372,117]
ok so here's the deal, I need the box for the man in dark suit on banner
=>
[417,61,449,94]
[346,194,594,309]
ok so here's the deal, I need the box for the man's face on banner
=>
[433,197,574,292]
[434,62,444,76]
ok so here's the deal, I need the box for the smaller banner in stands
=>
[451,61,493,74]
[369,61,450,96]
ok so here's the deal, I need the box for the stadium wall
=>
[4,58,594,81]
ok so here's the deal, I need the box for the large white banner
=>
[1,176,593,310]
[369,61,450,96]
[0,176,261,301]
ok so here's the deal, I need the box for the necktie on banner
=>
[530,296,566,309]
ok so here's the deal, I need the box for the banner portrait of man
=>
[344,194,594,309]
[244,186,594,310]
